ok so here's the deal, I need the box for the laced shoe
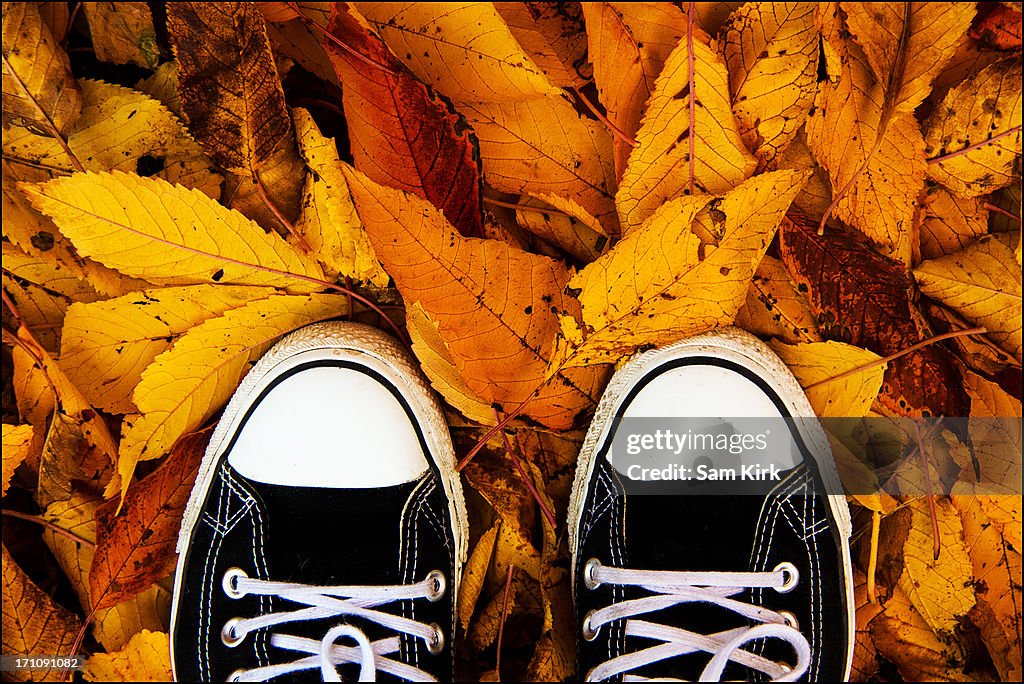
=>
[170,322,467,682]
[569,327,853,682]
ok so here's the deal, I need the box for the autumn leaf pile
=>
[1,1,1021,681]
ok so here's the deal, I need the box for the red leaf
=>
[970,4,1023,51]
[780,214,970,417]
[322,4,484,238]
[89,429,211,611]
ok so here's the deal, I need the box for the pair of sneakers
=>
[170,322,854,682]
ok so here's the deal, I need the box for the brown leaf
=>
[970,4,1023,50]
[851,569,883,682]
[780,213,970,417]
[89,429,210,611]
[81,2,159,69]
[322,3,483,237]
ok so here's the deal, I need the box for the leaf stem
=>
[495,563,515,681]
[686,3,696,196]
[984,202,1022,224]
[804,327,987,390]
[867,509,880,603]
[493,408,558,532]
[927,126,1022,164]
[482,196,571,217]
[1,510,96,549]
[290,2,401,75]
[252,170,312,253]
[0,53,85,173]
[1,289,27,329]
[570,88,636,147]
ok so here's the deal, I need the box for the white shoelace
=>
[581,560,811,682]
[220,568,447,682]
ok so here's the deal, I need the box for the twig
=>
[804,327,987,390]
[2,289,26,329]
[493,408,558,532]
[495,564,515,681]
[985,202,1022,224]
[0,53,85,173]
[686,3,696,196]
[483,196,571,217]
[457,391,540,470]
[571,87,636,147]
[252,170,312,253]
[927,126,1022,164]
[1,510,95,549]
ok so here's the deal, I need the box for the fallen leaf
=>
[59,285,273,414]
[354,1,559,102]
[734,255,822,344]
[514,193,608,263]
[923,59,1023,198]
[263,3,339,86]
[459,523,500,632]
[970,3,1023,50]
[81,630,173,682]
[770,339,885,416]
[90,429,209,612]
[322,3,484,238]
[119,294,347,490]
[462,95,618,229]
[344,164,605,430]
[1,1,82,136]
[556,170,805,368]
[23,171,325,291]
[851,569,884,682]
[915,234,1022,363]
[41,492,170,651]
[292,108,388,285]
[494,2,590,89]
[135,62,183,120]
[1,544,82,683]
[767,125,833,217]
[2,424,34,496]
[581,2,687,174]
[616,14,756,232]
[719,1,819,166]
[81,2,160,69]
[780,213,970,417]
[917,183,989,260]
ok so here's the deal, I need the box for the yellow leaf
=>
[851,569,884,681]
[344,164,606,430]
[953,493,1023,681]
[843,2,976,115]
[515,193,608,263]
[22,171,325,291]
[1,544,82,683]
[406,302,496,426]
[135,61,182,120]
[692,2,745,35]
[923,59,1023,198]
[1,242,101,303]
[42,493,170,652]
[581,2,688,174]
[616,18,757,232]
[806,4,927,260]
[966,369,1023,419]
[915,234,1023,363]
[917,183,989,260]
[458,523,499,631]
[2,424,34,496]
[494,1,589,89]
[1,1,81,135]
[898,498,976,636]
[81,630,172,682]
[557,170,805,368]
[264,3,339,87]
[462,95,617,228]
[354,1,559,102]
[81,2,159,69]
[720,1,819,165]
[119,293,348,491]
[292,108,388,286]
[59,285,273,414]
[734,255,822,344]
[767,125,833,217]
[468,569,518,651]
[769,340,885,417]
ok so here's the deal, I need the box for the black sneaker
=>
[569,328,853,682]
[170,322,467,682]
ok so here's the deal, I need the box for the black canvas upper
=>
[573,358,851,682]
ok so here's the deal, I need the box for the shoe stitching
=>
[399,475,433,668]
[198,473,230,680]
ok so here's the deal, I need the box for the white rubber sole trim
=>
[169,322,468,679]
[567,326,854,681]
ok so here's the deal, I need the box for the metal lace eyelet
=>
[221,617,246,647]
[222,567,248,599]
[773,561,799,593]
[779,610,800,630]
[426,569,447,602]
[426,623,445,655]
[583,558,602,590]
[227,669,246,682]
[582,609,601,641]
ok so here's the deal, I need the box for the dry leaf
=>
[494,2,590,89]
[354,1,559,102]
[459,523,500,632]
[917,183,990,260]
[556,170,805,368]
[770,340,886,417]
[344,164,605,430]
[970,4,1024,51]
[734,255,822,344]
[616,14,756,232]
[719,1,819,166]
[81,630,173,682]
[135,62,183,120]
[81,2,159,69]
[515,193,608,263]
[915,234,1023,363]
[2,424,34,496]
[1,1,81,135]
